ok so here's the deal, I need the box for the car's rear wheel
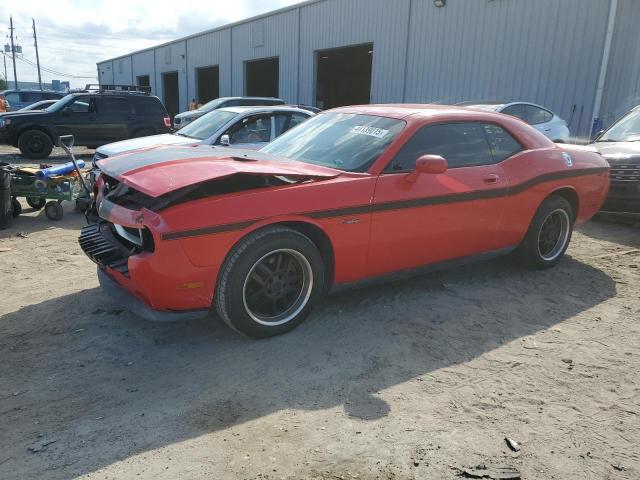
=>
[516,195,574,269]
[215,226,325,338]
[18,130,53,159]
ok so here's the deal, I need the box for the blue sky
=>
[1,0,300,88]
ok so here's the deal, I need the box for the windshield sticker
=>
[351,126,389,139]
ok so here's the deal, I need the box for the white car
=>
[173,96,285,129]
[93,105,313,163]
[459,101,571,143]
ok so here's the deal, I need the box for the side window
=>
[4,93,19,104]
[288,113,309,130]
[99,97,131,115]
[131,98,164,115]
[387,122,493,172]
[223,100,241,107]
[67,98,91,113]
[227,115,272,144]
[523,105,552,125]
[482,124,522,162]
[501,104,526,122]
[45,93,61,100]
[20,92,43,102]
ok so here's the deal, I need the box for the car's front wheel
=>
[215,226,325,338]
[18,130,53,159]
[516,195,574,269]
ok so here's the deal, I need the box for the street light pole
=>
[9,16,18,89]
[32,18,42,90]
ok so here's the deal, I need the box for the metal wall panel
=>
[599,0,640,129]
[231,8,299,101]
[186,28,232,102]
[299,0,411,106]
[97,61,114,85]
[113,57,132,85]
[131,50,156,94]
[404,0,611,138]
[154,40,188,112]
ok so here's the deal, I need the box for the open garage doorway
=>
[316,43,373,110]
[245,57,279,98]
[162,71,179,118]
[136,75,150,88]
[196,66,219,104]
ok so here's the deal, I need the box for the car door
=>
[55,96,98,144]
[97,97,131,142]
[368,122,519,277]
[225,113,273,149]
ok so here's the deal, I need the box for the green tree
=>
[0,76,6,90]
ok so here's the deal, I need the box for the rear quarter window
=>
[131,97,167,115]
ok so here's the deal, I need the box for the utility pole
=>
[32,18,42,90]
[9,16,18,89]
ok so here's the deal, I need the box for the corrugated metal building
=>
[97,0,639,139]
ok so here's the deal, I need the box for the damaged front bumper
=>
[97,268,210,322]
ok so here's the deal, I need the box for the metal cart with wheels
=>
[10,135,92,221]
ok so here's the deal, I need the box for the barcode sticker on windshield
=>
[351,126,389,138]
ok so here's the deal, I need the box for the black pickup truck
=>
[0,85,171,159]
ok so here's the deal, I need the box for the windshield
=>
[177,109,238,140]
[600,109,640,142]
[45,94,74,112]
[262,113,406,172]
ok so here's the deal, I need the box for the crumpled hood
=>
[97,134,199,157]
[98,144,342,197]
[592,141,640,161]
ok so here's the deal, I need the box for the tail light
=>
[163,116,171,128]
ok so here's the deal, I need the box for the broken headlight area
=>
[79,221,155,277]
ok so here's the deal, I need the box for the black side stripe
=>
[161,167,608,240]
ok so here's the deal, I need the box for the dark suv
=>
[591,105,640,215]
[0,85,171,159]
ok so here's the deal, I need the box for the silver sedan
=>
[459,101,571,143]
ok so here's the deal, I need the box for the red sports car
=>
[82,105,609,338]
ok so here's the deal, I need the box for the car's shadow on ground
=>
[578,217,640,249]
[0,255,616,479]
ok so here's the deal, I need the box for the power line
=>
[5,53,97,79]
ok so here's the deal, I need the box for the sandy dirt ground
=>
[0,174,639,479]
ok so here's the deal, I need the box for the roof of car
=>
[330,104,483,119]
[217,105,314,114]
[218,96,284,101]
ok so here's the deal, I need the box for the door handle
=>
[483,174,500,184]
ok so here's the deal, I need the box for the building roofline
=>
[97,0,325,65]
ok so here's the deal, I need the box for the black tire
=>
[215,226,325,338]
[516,195,574,269]
[18,130,53,160]
[44,201,64,221]
[26,196,46,210]
[11,197,21,218]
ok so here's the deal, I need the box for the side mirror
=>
[62,107,73,115]
[405,155,448,183]
[220,134,230,146]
